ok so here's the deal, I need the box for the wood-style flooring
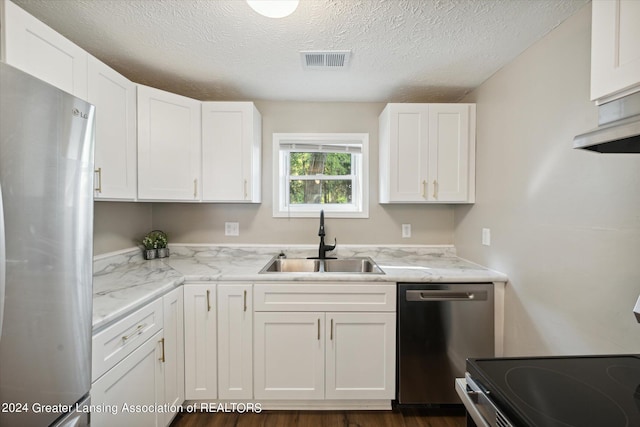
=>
[170,407,466,427]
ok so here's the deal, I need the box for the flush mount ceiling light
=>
[247,0,299,18]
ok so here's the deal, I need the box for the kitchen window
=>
[273,133,369,218]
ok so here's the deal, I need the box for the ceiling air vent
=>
[300,50,351,70]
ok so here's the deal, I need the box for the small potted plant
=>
[154,231,169,258]
[141,230,169,260]
[142,234,157,260]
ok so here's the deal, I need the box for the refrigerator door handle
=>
[0,182,5,340]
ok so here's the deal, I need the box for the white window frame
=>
[273,133,369,218]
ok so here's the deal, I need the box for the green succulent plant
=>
[142,230,168,249]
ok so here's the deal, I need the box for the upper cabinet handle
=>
[244,179,248,199]
[421,180,427,199]
[433,180,438,199]
[194,179,198,198]
[95,168,102,193]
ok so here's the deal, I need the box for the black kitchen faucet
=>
[315,209,336,260]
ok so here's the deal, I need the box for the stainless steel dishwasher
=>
[397,283,495,406]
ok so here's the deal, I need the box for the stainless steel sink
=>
[259,257,384,274]
[323,258,383,273]
[260,258,320,273]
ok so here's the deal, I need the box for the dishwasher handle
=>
[406,289,488,302]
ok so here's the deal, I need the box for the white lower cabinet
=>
[254,312,396,401]
[325,312,396,399]
[91,289,184,427]
[253,284,397,402]
[217,284,253,399]
[183,284,217,399]
[91,330,165,427]
[162,288,184,425]
[254,312,325,400]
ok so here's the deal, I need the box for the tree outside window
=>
[273,133,369,218]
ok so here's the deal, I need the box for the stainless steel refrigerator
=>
[0,63,95,426]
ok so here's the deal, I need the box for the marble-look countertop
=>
[93,244,507,331]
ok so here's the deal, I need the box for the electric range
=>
[460,354,640,427]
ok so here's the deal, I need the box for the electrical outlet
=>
[225,222,239,236]
[482,228,491,246]
[402,224,411,238]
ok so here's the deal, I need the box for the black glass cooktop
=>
[467,355,640,427]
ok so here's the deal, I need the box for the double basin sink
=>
[260,257,384,274]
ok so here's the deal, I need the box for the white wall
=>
[94,101,457,254]
[94,202,152,254]
[455,4,640,356]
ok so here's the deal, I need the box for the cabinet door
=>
[254,312,324,400]
[591,0,640,101]
[137,84,201,201]
[428,104,474,203]
[162,287,184,425]
[201,102,261,202]
[380,104,430,202]
[91,330,164,427]
[183,284,217,399]
[325,313,396,400]
[217,284,253,399]
[88,56,137,200]
[2,0,88,99]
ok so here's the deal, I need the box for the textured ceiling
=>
[12,0,589,102]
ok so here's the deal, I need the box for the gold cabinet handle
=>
[433,180,438,199]
[421,180,427,199]
[95,168,102,193]
[243,179,248,199]
[194,179,198,198]
[159,338,165,363]
[317,318,320,340]
[122,324,146,342]
[330,318,333,341]
[243,290,247,312]
[206,289,211,312]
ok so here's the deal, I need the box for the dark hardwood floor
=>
[170,407,466,427]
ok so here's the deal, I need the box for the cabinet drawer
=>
[92,298,163,381]
[254,284,396,312]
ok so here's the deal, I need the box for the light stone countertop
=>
[93,244,508,332]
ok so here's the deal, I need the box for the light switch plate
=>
[402,224,411,238]
[225,222,239,236]
[482,228,491,246]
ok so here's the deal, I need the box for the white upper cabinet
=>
[379,103,475,204]
[591,0,640,102]
[137,84,201,201]
[379,104,429,203]
[1,0,88,99]
[88,56,137,200]
[201,102,262,202]
[428,104,474,202]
